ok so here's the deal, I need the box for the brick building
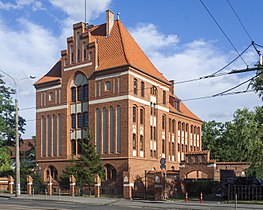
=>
[34,10,202,193]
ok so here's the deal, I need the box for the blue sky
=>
[0,0,262,138]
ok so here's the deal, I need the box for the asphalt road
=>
[1,197,262,210]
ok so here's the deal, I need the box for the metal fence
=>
[228,185,263,200]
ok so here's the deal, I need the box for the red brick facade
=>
[34,11,202,191]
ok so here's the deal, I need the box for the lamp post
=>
[0,69,35,197]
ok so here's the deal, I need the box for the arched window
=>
[162,115,166,130]
[140,108,144,125]
[110,106,114,153]
[96,108,101,153]
[83,84,88,101]
[141,81,145,97]
[132,134,136,150]
[133,78,138,94]
[77,86,83,101]
[83,42,87,61]
[71,114,76,128]
[70,45,74,64]
[53,115,57,156]
[103,107,107,153]
[76,32,80,62]
[117,105,121,153]
[41,116,46,157]
[89,51,93,60]
[163,91,166,104]
[133,106,137,123]
[105,164,117,181]
[140,135,143,151]
[105,81,111,91]
[47,115,51,156]
[151,86,157,96]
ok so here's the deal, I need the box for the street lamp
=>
[0,69,35,197]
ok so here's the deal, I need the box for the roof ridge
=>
[117,20,129,65]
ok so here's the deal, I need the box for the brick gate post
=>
[94,174,101,197]
[27,175,33,195]
[69,175,76,196]
[123,171,133,199]
[8,176,14,194]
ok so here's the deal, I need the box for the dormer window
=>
[105,81,111,91]
[174,99,180,111]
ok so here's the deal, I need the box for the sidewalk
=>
[1,193,262,210]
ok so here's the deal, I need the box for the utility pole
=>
[15,98,20,196]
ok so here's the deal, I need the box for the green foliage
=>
[60,135,104,188]
[252,67,263,101]
[202,106,263,179]
[0,75,26,146]
[0,142,13,176]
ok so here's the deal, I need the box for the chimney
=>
[106,10,114,37]
[169,80,174,95]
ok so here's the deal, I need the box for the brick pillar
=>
[154,172,163,200]
[27,175,33,195]
[123,171,133,199]
[47,175,53,195]
[69,175,76,196]
[94,174,101,197]
[8,176,14,194]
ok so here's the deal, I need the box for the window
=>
[103,108,107,153]
[163,91,166,104]
[96,108,101,153]
[53,115,57,156]
[47,116,51,156]
[141,81,145,97]
[105,81,111,91]
[84,112,88,128]
[140,108,144,124]
[77,32,80,62]
[162,139,165,154]
[71,114,76,128]
[133,78,138,94]
[70,45,74,64]
[150,126,153,139]
[49,92,54,101]
[132,134,136,150]
[110,106,114,153]
[133,106,137,123]
[140,135,143,151]
[71,140,76,155]
[83,42,87,61]
[153,103,156,116]
[71,87,76,102]
[154,127,156,140]
[41,116,46,157]
[77,113,83,128]
[77,139,83,154]
[117,105,121,153]
[172,120,175,133]
[89,51,93,60]
[64,58,68,66]
[58,114,62,156]
[172,142,175,155]
[77,86,83,101]
[151,86,157,95]
[83,84,88,101]
[162,115,166,130]
[150,102,153,115]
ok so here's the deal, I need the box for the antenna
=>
[84,0,87,24]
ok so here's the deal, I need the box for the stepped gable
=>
[90,20,170,84]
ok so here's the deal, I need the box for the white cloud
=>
[0,17,60,138]
[129,23,179,55]
[0,0,42,10]
[129,23,262,122]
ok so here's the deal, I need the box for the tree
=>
[202,107,263,179]
[252,66,263,101]
[60,135,104,192]
[0,74,26,146]
[0,141,13,176]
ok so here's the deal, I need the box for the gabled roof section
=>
[169,101,202,122]
[92,20,169,83]
[34,60,61,86]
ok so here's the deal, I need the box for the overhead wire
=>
[226,0,253,42]
[199,0,248,66]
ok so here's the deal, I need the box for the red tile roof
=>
[34,60,61,85]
